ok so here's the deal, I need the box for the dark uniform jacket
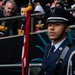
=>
[42,37,75,75]
[34,17,45,31]
[18,18,25,34]
[0,10,18,37]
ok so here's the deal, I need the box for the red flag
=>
[22,5,32,75]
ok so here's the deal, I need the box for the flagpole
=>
[22,1,32,75]
[25,2,32,75]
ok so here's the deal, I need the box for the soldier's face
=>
[47,22,69,43]
[4,2,15,16]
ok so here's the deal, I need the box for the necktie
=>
[47,45,55,59]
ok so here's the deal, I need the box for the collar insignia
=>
[59,47,63,51]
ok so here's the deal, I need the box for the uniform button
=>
[44,71,46,74]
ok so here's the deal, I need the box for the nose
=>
[23,13,25,15]
[9,9,14,12]
[22,13,25,16]
[50,24,55,29]
[9,10,12,13]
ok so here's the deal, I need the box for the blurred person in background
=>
[33,0,52,11]
[3,0,16,16]
[71,4,75,17]
[14,0,28,13]
[0,0,5,10]
[51,0,62,7]
[50,0,69,9]
[55,2,64,9]
[18,4,28,35]
[0,0,18,37]
[33,4,45,31]
[68,4,75,45]
[20,5,27,16]
[33,0,46,11]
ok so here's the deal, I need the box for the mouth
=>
[49,32,56,36]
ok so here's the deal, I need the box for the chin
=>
[50,36,56,39]
[50,37,58,40]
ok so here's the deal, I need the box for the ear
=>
[65,26,70,32]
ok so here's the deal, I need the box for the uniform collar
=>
[52,37,67,52]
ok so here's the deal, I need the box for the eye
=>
[55,23,61,26]
[8,7,14,10]
[48,23,52,26]
[21,11,23,13]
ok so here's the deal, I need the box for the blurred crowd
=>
[0,0,75,37]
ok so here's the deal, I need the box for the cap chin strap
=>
[55,25,67,41]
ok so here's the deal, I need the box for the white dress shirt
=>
[51,38,67,52]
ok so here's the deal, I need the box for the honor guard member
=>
[0,0,18,37]
[41,7,75,75]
